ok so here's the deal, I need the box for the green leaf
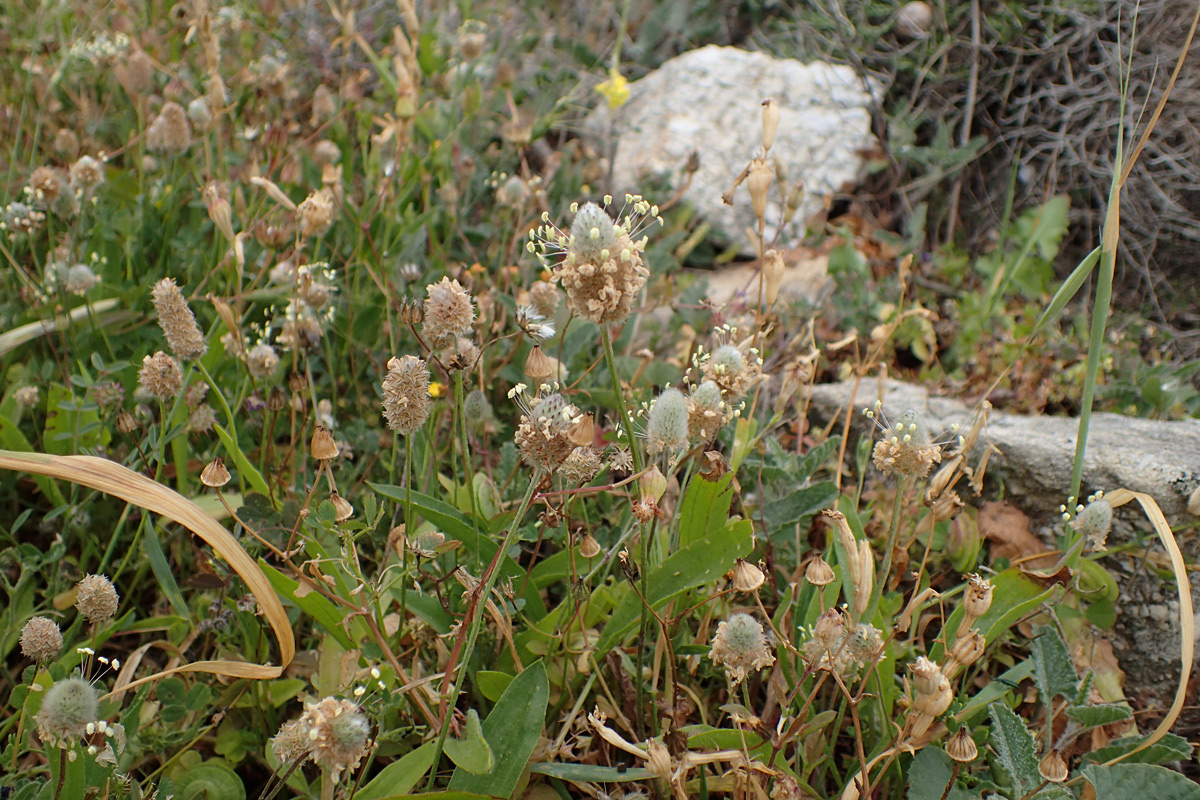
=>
[530,763,654,782]
[449,660,549,797]
[594,518,754,653]
[906,747,973,800]
[260,561,354,649]
[356,744,438,800]
[1081,763,1200,800]
[1031,625,1078,703]
[988,702,1040,796]
[1063,703,1132,730]
[443,710,494,775]
[958,660,1034,723]
[476,670,513,702]
[175,761,246,800]
[678,472,735,547]
[762,482,838,538]
[1082,733,1193,766]
[143,520,190,618]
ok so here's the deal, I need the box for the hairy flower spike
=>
[35,678,99,745]
[709,613,775,684]
[645,387,688,455]
[1074,492,1113,551]
[146,101,192,153]
[272,698,370,778]
[422,277,475,349]
[687,380,728,443]
[151,278,207,360]
[381,356,432,436]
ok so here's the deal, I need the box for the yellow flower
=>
[595,67,630,109]
[429,381,446,398]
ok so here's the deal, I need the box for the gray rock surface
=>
[805,378,1200,523]
[585,46,876,254]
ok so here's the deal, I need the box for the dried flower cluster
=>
[422,277,475,349]
[865,404,943,478]
[138,351,183,401]
[75,574,119,623]
[271,697,371,778]
[146,101,192,153]
[709,613,775,683]
[381,355,432,435]
[529,196,660,326]
[514,390,580,472]
[20,616,63,662]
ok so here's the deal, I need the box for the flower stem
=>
[426,473,541,788]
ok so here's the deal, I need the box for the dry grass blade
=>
[1099,487,1192,761]
[0,298,123,356]
[0,449,295,698]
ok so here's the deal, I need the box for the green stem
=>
[599,326,643,476]
[426,473,541,789]
[869,476,911,619]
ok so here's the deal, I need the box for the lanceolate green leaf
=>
[988,702,1040,796]
[1030,625,1079,703]
[355,744,437,799]
[448,660,549,797]
[678,471,735,547]
[442,709,494,775]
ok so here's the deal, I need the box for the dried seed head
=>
[946,629,986,674]
[152,278,207,360]
[246,342,279,379]
[645,387,689,455]
[562,446,603,486]
[276,697,371,778]
[116,410,139,433]
[13,385,39,408]
[329,491,354,522]
[525,345,555,384]
[70,155,105,190]
[381,355,432,436]
[930,489,964,522]
[422,277,475,349]
[910,657,953,717]
[76,574,119,623]
[297,188,335,237]
[895,1,933,39]
[805,555,836,587]
[946,728,978,763]
[20,616,63,662]
[747,159,772,222]
[313,139,341,165]
[1038,751,1068,784]
[35,678,99,745]
[640,465,668,504]
[709,613,775,684]
[962,574,993,619]
[311,427,339,461]
[457,19,487,60]
[63,263,99,295]
[870,408,942,478]
[733,558,766,593]
[120,50,155,92]
[578,532,601,558]
[527,281,560,317]
[763,248,785,307]
[54,128,80,156]
[29,166,64,203]
[146,101,192,153]
[567,412,595,447]
[138,351,183,401]
[515,392,579,472]
[200,457,231,487]
[761,98,780,152]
